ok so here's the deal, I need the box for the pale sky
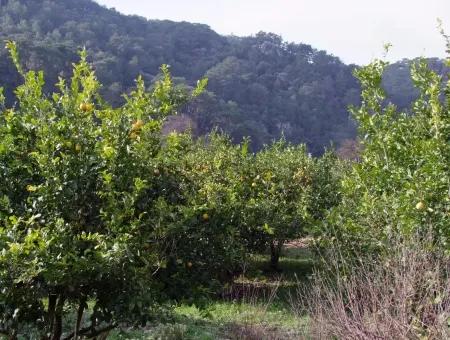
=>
[95,0,449,65]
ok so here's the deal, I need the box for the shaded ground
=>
[110,241,314,339]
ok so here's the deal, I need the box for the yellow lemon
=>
[26,184,37,192]
[131,119,144,131]
[416,201,426,210]
[79,102,93,112]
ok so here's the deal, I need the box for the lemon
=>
[26,184,37,192]
[131,119,144,131]
[416,201,426,210]
[79,103,93,112]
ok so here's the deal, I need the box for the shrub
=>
[151,132,249,298]
[0,42,206,339]
[304,39,450,340]
[320,49,450,257]
[240,140,315,270]
[298,236,450,339]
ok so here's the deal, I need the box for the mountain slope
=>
[0,0,445,153]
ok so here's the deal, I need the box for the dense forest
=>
[0,0,446,154]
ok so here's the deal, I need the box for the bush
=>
[320,50,450,258]
[151,132,249,298]
[239,140,315,270]
[303,39,450,340]
[0,42,206,339]
[299,236,450,339]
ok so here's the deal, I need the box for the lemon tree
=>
[323,47,450,257]
[0,42,206,339]
[150,132,248,298]
[241,141,315,270]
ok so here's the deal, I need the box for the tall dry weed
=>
[296,237,450,339]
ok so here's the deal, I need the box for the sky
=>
[95,0,449,65]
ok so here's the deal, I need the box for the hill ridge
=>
[0,0,445,153]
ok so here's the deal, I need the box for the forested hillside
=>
[0,0,445,153]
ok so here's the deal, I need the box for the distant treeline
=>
[0,0,446,153]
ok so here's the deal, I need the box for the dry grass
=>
[295,237,450,340]
[227,323,289,340]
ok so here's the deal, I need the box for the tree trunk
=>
[47,294,57,338]
[270,240,283,271]
[74,297,86,339]
[91,316,97,340]
[8,330,17,340]
[51,295,65,340]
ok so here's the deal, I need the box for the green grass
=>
[109,300,308,339]
[241,246,314,283]
[110,244,314,339]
